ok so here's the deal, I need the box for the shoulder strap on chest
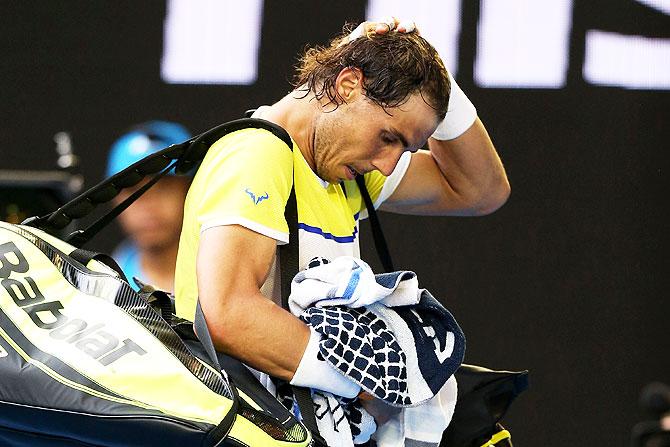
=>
[355,175,394,272]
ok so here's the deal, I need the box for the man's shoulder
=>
[197,127,294,177]
[211,127,293,158]
[188,127,295,211]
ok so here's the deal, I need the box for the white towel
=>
[373,376,458,446]
[289,256,420,315]
[287,256,465,447]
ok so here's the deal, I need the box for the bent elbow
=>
[205,314,249,357]
[197,298,244,354]
[194,312,228,353]
[468,177,511,216]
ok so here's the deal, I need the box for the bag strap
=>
[69,247,129,282]
[279,185,299,310]
[355,175,394,273]
[66,160,178,247]
[193,302,241,446]
[267,125,326,447]
[22,118,291,248]
[279,193,326,446]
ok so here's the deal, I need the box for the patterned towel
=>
[288,256,466,446]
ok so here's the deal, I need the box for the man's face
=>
[114,176,189,252]
[312,91,439,183]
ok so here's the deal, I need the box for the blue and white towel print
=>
[290,256,421,315]
[291,256,465,407]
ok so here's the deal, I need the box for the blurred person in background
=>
[106,121,191,293]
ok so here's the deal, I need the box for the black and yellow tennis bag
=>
[0,118,317,447]
[0,221,313,447]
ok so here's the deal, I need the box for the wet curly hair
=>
[293,24,450,119]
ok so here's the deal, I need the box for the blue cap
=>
[106,121,191,177]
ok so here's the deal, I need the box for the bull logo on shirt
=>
[245,188,269,205]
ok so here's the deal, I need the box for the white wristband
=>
[290,328,361,398]
[431,71,477,141]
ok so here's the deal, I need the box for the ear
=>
[335,67,364,102]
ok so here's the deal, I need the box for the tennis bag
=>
[0,221,312,447]
[0,118,317,447]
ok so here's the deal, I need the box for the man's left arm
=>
[381,117,510,216]
[356,20,510,217]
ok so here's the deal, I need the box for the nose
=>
[372,149,403,176]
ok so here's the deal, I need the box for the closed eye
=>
[381,133,419,154]
[381,133,397,145]
[382,128,412,152]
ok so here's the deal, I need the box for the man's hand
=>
[341,17,418,46]
[359,392,401,425]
